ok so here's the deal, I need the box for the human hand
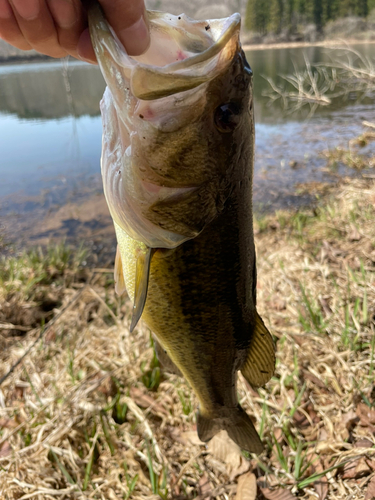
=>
[0,0,150,62]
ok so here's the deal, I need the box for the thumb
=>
[98,0,150,56]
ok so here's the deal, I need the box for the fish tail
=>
[197,406,263,454]
[225,408,264,454]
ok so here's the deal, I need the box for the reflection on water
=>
[0,44,374,249]
[0,60,105,119]
[0,61,104,200]
[1,44,374,122]
[0,113,102,198]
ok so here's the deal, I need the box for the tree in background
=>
[357,0,369,16]
[246,0,373,35]
[313,0,323,31]
[269,0,284,33]
[286,0,297,32]
[339,0,357,17]
[324,0,340,22]
[245,0,270,33]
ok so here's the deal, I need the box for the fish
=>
[88,3,275,454]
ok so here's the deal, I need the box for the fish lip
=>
[89,5,241,100]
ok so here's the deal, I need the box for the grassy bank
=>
[0,176,375,499]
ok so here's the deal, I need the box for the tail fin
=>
[197,406,263,454]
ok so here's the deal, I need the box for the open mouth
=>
[89,6,241,100]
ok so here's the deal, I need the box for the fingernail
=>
[48,0,77,29]
[10,0,40,20]
[119,12,150,56]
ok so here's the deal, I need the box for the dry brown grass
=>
[1,177,375,499]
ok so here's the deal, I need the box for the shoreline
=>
[242,37,375,51]
[0,37,374,64]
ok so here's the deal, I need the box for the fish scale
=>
[89,1,276,453]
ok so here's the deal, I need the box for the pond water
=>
[0,43,374,255]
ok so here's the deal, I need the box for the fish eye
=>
[214,102,241,133]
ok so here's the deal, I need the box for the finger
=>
[99,0,150,56]
[9,0,67,58]
[76,27,96,63]
[0,0,32,50]
[47,0,86,59]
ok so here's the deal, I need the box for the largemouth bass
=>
[89,4,275,453]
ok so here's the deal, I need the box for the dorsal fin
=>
[130,246,153,332]
[241,312,275,388]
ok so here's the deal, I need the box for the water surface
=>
[0,44,374,253]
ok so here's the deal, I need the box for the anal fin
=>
[241,311,276,388]
[130,246,153,332]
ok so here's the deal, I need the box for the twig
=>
[0,323,33,332]
[0,285,89,387]
[88,286,120,325]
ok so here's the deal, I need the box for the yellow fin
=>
[114,245,126,296]
[130,246,153,332]
[241,312,275,388]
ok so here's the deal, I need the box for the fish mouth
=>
[89,5,241,100]
[89,5,242,249]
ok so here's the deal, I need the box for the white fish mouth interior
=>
[89,7,240,101]
[131,14,215,68]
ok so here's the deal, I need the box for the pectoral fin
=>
[241,312,276,388]
[130,246,153,332]
[114,245,126,296]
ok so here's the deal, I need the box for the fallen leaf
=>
[337,410,360,440]
[355,438,373,448]
[365,476,375,500]
[357,403,375,429]
[235,472,257,500]
[229,455,251,482]
[97,376,117,398]
[207,430,242,471]
[176,430,203,447]
[129,386,169,416]
[258,477,296,500]
[342,457,371,480]
[292,410,309,429]
[273,427,284,443]
[303,454,328,500]
[198,473,212,499]
[319,296,332,316]
[348,226,361,241]
[0,418,18,429]
[302,370,327,390]
[269,296,286,311]
[0,441,12,458]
